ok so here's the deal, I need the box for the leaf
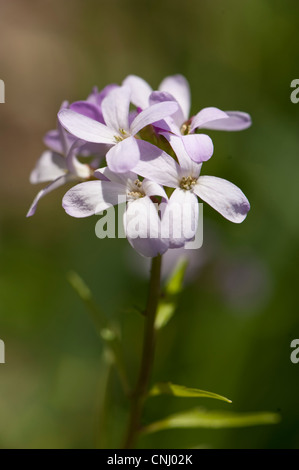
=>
[122,305,145,316]
[68,270,92,302]
[155,258,188,330]
[165,258,188,296]
[142,408,280,434]
[149,382,232,403]
[155,302,176,329]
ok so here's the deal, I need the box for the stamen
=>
[128,190,145,199]
[127,179,145,200]
[180,122,191,135]
[180,176,197,190]
[134,179,142,188]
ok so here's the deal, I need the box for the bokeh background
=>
[0,0,298,449]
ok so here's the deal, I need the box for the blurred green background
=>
[0,0,299,448]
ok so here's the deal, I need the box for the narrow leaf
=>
[155,302,175,329]
[142,408,280,434]
[149,382,232,403]
[165,258,188,296]
[155,258,188,330]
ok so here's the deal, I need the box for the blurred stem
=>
[67,271,130,396]
[96,360,113,449]
[123,254,162,449]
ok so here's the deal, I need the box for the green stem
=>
[123,254,162,449]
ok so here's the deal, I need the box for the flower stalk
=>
[123,254,162,449]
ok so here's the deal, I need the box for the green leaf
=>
[149,382,232,403]
[142,408,280,434]
[155,258,188,330]
[68,270,92,302]
[155,302,176,329]
[165,258,188,296]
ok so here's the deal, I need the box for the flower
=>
[123,74,251,163]
[135,133,250,247]
[58,85,179,173]
[27,96,110,217]
[28,74,251,259]
[62,166,169,257]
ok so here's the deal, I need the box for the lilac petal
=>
[87,84,118,106]
[57,101,73,155]
[194,175,250,223]
[209,111,252,131]
[62,180,126,218]
[182,134,214,163]
[106,136,141,173]
[149,91,184,133]
[70,101,104,123]
[124,196,169,257]
[30,151,67,184]
[122,75,152,109]
[190,107,229,132]
[162,133,202,178]
[58,109,116,144]
[133,141,179,187]
[192,108,252,131]
[101,85,131,133]
[130,101,179,136]
[43,130,64,154]
[77,142,109,157]
[27,173,75,217]
[159,74,191,121]
[161,188,199,248]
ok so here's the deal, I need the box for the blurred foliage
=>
[0,0,299,448]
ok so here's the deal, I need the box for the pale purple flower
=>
[123,74,251,163]
[58,85,179,173]
[62,167,169,257]
[27,98,109,217]
[135,133,250,247]
[70,83,118,125]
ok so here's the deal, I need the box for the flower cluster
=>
[27,74,251,257]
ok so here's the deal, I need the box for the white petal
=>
[27,173,75,217]
[194,175,250,223]
[101,85,131,133]
[124,196,169,257]
[149,91,184,133]
[130,101,179,136]
[142,179,168,200]
[62,180,126,218]
[30,151,67,184]
[106,137,141,173]
[159,74,191,121]
[58,109,116,144]
[66,141,92,178]
[133,141,179,187]
[162,133,202,178]
[94,167,137,185]
[122,75,152,109]
[161,188,199,248]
